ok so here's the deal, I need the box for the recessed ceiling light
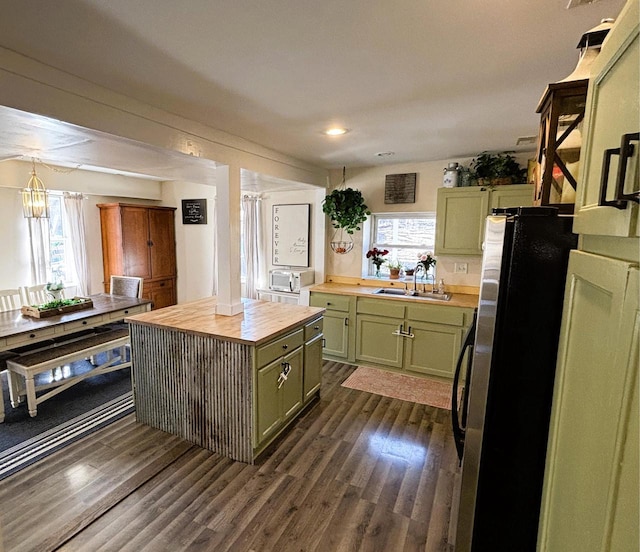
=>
[324,127,349,136]
[376,151,395,157]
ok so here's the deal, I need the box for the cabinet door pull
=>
[598,147,627,209]
[321,338,326,348]
[277,362,291,389]
[614,132,640,203]
[344,317,348,326]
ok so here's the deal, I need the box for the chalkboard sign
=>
[272,204,310,267]
[384,173,417,204]
[181,199,207,224]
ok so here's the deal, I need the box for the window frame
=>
[366,212,436,277]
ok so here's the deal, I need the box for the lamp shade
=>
[22,165,49,218]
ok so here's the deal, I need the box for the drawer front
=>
[6,326,56,346]
[406,304,468,327]
[310,293,351,312]
[356,298,406,319]
[63,314,105,331]
[304,317,323,342]
[257,328,304,367]
[108,304,148,321]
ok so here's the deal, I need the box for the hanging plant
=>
[322,168,371,235]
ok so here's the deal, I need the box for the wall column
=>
[215,164,243,315]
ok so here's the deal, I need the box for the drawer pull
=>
[313,325,320,330]
[29,333,36,338]
[124,310,129,314]
[282,344,288,350]
[82,321,88,325]
[326,302,332,306]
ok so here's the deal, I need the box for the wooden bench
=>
[6,328,131,418]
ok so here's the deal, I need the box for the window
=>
[48,194,76,284]
[367,213,436,276]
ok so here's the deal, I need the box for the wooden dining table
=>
[0,294,151,354]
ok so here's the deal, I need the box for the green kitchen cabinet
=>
[435,187,490,255]
[489,184,534,211]
[255,329,304,448]
[435,184,534,256]
[572,2,639,239]
[539,252,639,552]
[355,297,473,379]
[303,317,324,401]
[310,292,355,362]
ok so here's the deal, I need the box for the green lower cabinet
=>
[303,334,323,400]
[322,311,350,359]
[355,314,404,368]
[256,346,303,446]
[403,320,463,378]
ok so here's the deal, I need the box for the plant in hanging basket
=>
[322,188,371,234]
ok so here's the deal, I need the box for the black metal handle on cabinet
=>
[599,147,626,209]
[599,132,640,209]
[615,132,639,204]
[344,318,348,326]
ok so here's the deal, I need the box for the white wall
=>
[162,181,217,302]
[262,188,327,288]
[325,152,534,287]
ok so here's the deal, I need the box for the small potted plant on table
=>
[386,259,403,280]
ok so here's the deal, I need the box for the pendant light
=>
[22,159,50,218]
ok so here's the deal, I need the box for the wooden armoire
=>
[97,203,177,309]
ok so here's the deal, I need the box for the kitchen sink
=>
[372,288,452,301]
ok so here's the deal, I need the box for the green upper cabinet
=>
[489,184,534,211]
[573,0,639,238]
[435,187,490,256]
[435,185,534,256]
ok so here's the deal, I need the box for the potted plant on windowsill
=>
[470,152,527,187]
[386,259,403,280]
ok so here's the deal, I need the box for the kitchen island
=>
[126,297,324,463]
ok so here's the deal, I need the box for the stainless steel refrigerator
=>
[453,206,577,552]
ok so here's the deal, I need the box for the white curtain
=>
[63,192,91,296]
[211,197,218,295]
[27,218,49,284]
[242,195,262,299]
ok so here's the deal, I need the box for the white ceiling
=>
[0,0,627,176]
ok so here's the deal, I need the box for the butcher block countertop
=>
[310,282,480,309]
[126,296,324,346]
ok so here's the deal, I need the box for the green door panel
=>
[404,320,463,378]
[355,315,404,368]
[539,251,639,551]
[281,347,303,420]
[304,334,323,401]
[435,187,489,256]
[322,311,349,359]
[256,358,283,444]
[490,184,534,210]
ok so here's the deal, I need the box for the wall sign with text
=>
[272,204,310,267]
[181,199,207,224]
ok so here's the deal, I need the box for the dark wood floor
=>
[0,361,461,552]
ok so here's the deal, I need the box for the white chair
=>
[21,284,65,306]
[109,276,144,299]
[0,289,22,312]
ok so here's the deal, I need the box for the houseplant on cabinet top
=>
[471,152,527,187]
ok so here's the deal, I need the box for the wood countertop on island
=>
[125,296,324,346]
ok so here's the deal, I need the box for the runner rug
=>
[342,365,458,410]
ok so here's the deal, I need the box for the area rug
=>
[0,355,135,480]
[342,365,458,410]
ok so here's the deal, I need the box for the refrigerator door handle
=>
[452,312,477,463]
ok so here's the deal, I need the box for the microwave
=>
[269,269,314,292]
